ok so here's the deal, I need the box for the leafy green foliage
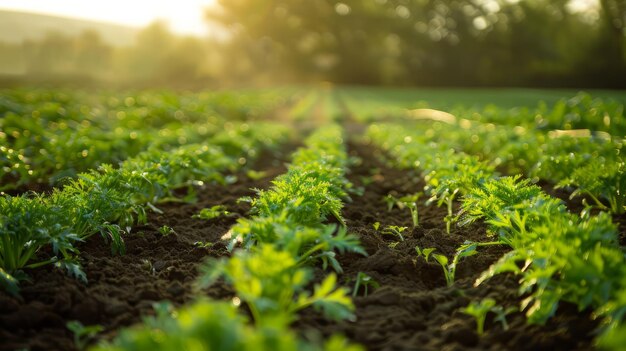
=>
[558,158,626,214]
[598,323,626,351]
[372,222,381,231]
[1,120,289,293]
[0,267,19,296]
[368,121,626,344]
[462,298,496,336]
[426,157,493,234]
[230,125,364,272]
[99,123,365,351]
[0,89,266,191]
[491,304,517,331]
[198,245,355,326]
[230,215,364,273]
[0,194,80,273]
[67,321,103,350]
[246,169,267,180]
[385,193,423,227]
[92,299,363,351]
[251,169,345,226]
[55,258,88,284]
[478,211,622,324]
[352,272,379,297]
[431,241,501,287]
[381,225,408,242]
[192,205,230,220]
[459,175,544,228]
[415,246,436,263]
[157,226,175,236]
[462,298,517,336]
[193,241,214,248]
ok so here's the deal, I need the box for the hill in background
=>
[0,10,139,46]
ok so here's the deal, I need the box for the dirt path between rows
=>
[294,142,598,351]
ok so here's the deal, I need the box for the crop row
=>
[341,90,626,136]
[399,114,626,215]
[0,89,290,190]
[0,121,288,294]
[93,124,364,351]
[0,89,288,125]
[288,89,319,121]
[366,123,626,348]
[452,92,626,136]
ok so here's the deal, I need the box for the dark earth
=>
[0,139,609,351]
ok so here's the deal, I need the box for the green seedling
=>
[198,245,355,325]
[433,241,501,286]
[461,298,495,336]
[461,298,516,336]
[0,195,83,288]
[158,225,175,236]
[92,299,362,351]
[459,175,543,228]
[428,187,460,234]
[432,254,453,285]
[442,188,460,234]
[415,246,436,262]
[193,205,230,220]
[491,304,517,331]
[67,320,103,350]
[352,272,380,297]
[193,241,214,248]
[381,225,408,242]
[360,176,374,186]
[558,159,626,214]
[159,185,198,204]
[399,193,423,227]
[246,170,267,181]
[372,222,381,231]
[140,259,155,274]
[408,203,421,227]
[384,194,398,212]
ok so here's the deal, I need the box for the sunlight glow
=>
[567,0,598,13]
[0,0,216,35]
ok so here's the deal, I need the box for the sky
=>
[0,0,217,35]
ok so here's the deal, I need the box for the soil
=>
[0,140,605,351]
[294,142,599,351]
[0,149,289,351]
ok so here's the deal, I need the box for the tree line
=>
[208,0,626,88]
[0,0,624,88]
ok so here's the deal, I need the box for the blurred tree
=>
[23,31,74,75]
[598,0,626,80]
[114,21,215,86]
[0,42,24,75]
[160,36,211,86]
[1,1,622,88]
[207,0,625,87]
[74,30,112,76]
[116,21,175,82]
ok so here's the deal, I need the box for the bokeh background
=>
[0,0,624,88]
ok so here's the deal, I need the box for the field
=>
[1,86,626,351]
